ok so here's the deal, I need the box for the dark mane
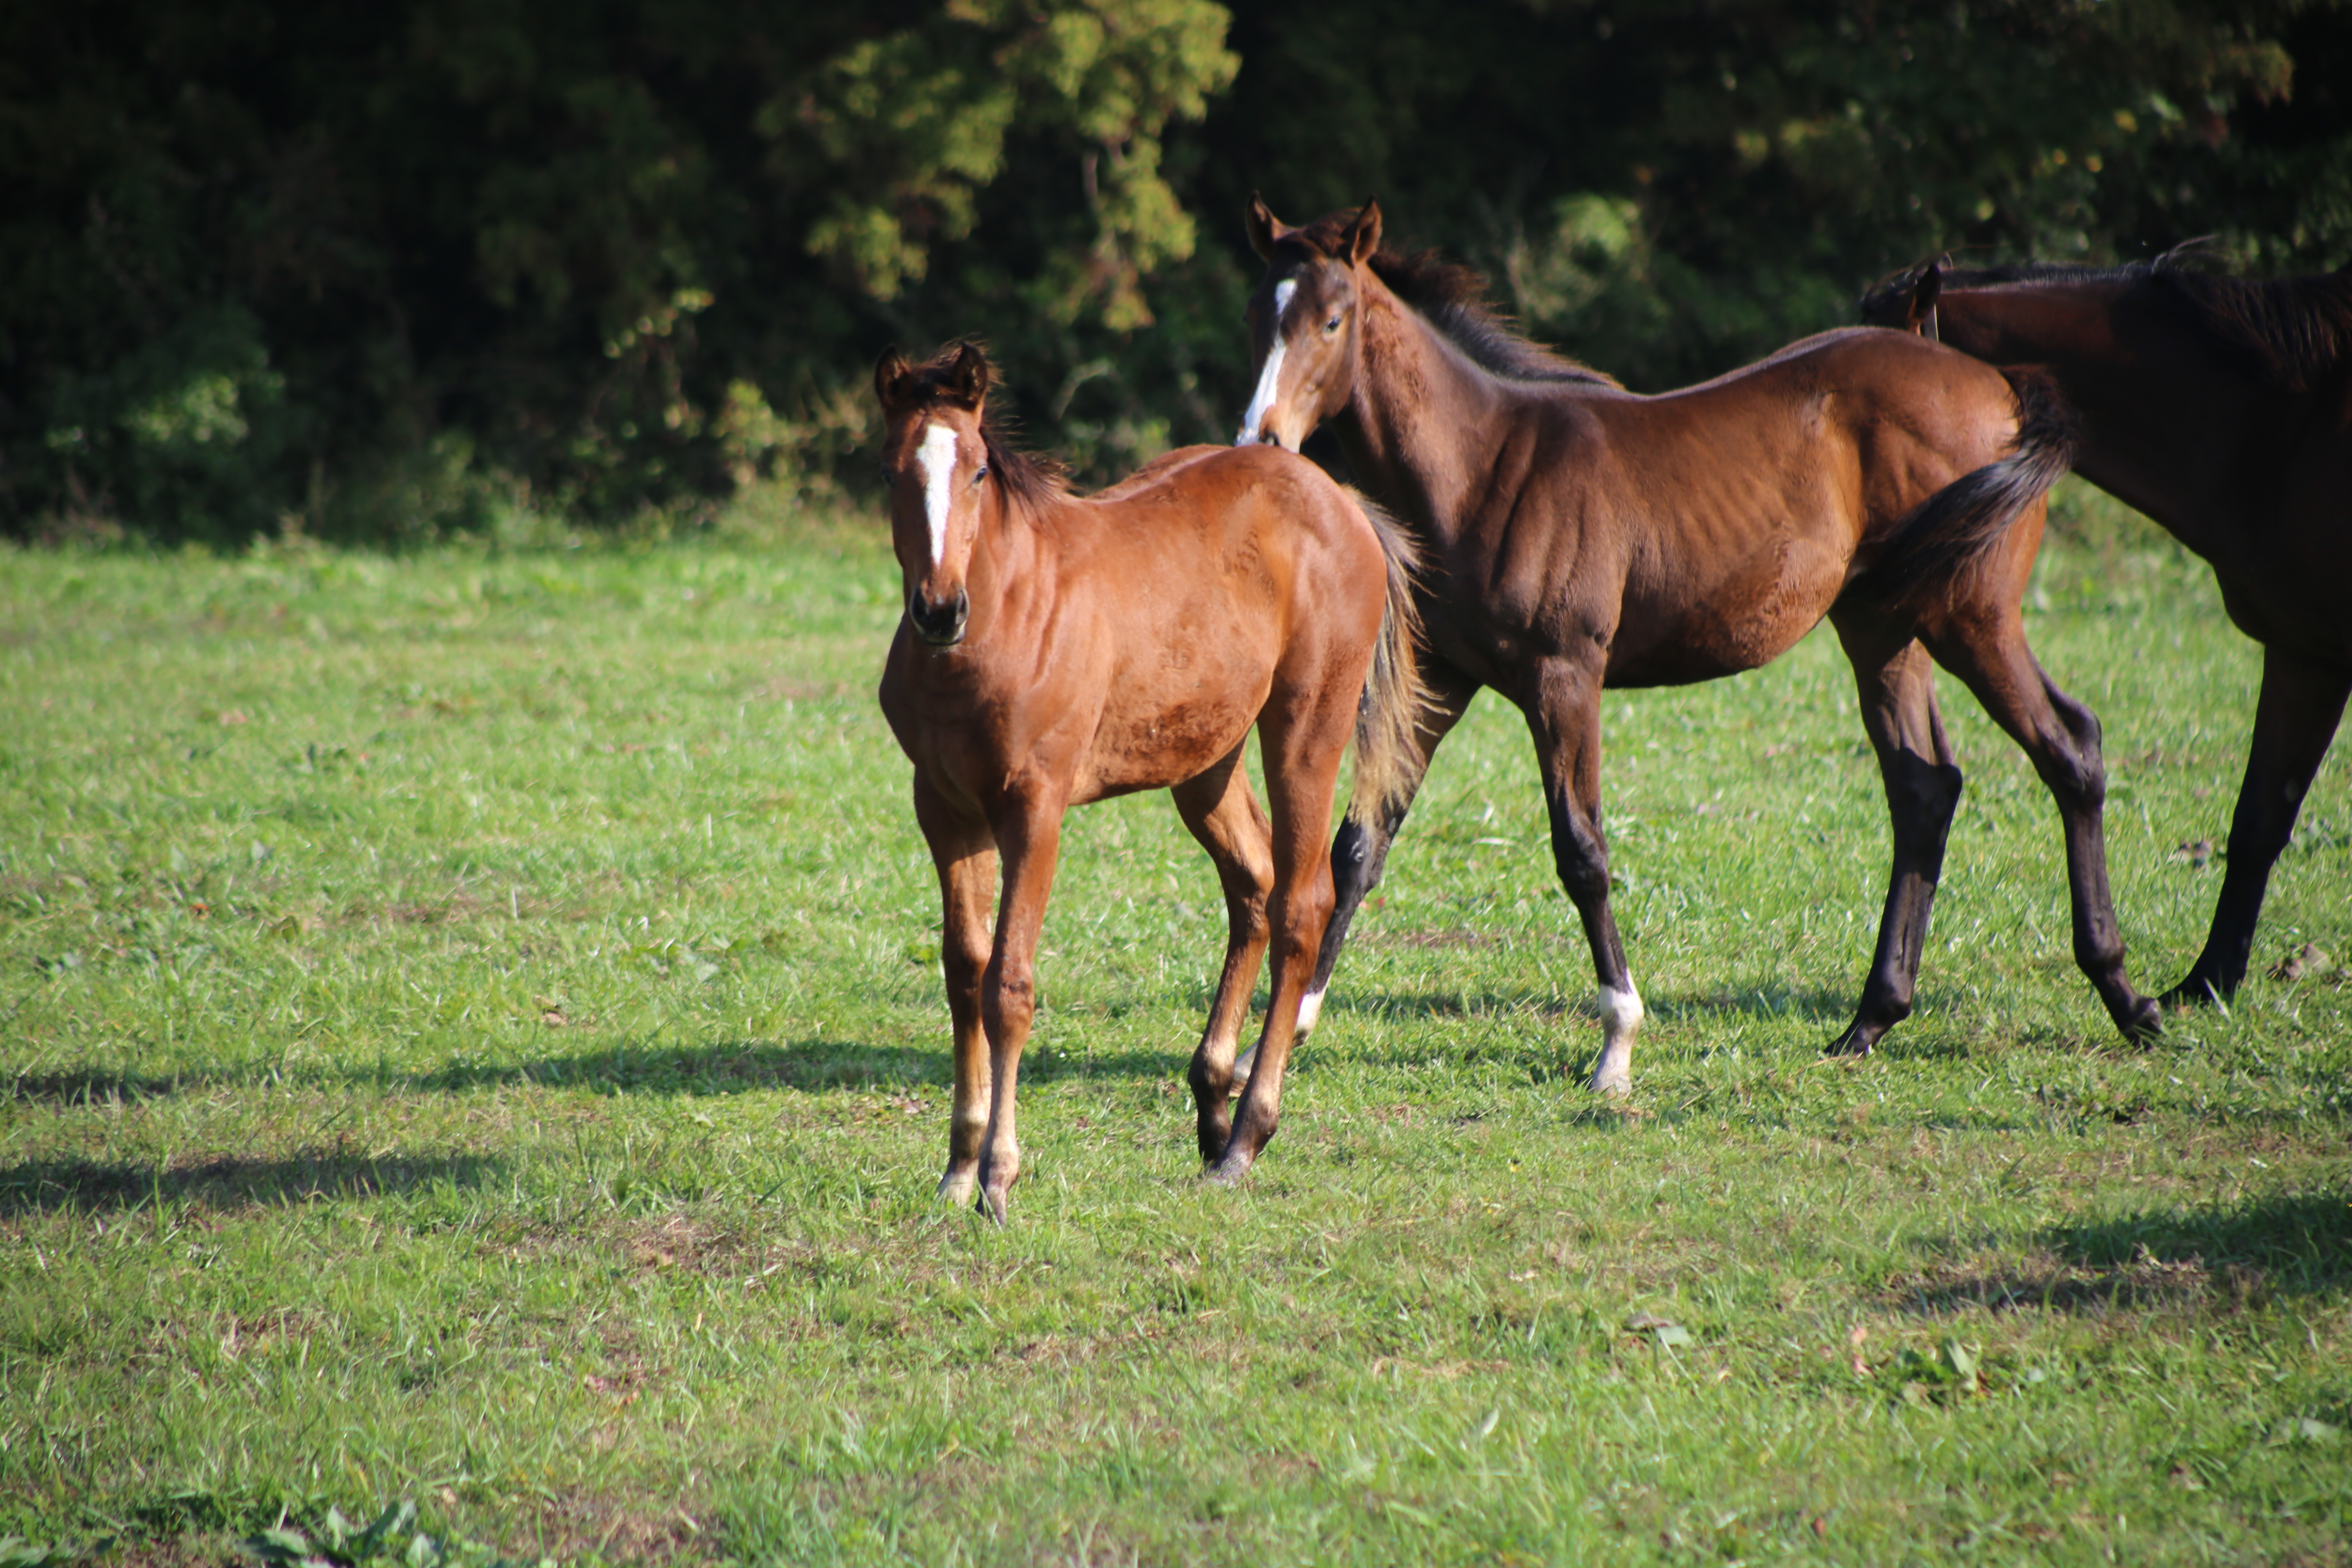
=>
[1937,252,2352,394]
[1282,213,1620,389]
[899,344,1071,516]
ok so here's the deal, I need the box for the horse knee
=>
[1888,758,1963,822]
[1331,817,1389,900]
[2037,746,2106,812]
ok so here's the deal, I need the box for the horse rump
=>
[1862,368,2080,601]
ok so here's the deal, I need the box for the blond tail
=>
[1345,488,1430,829]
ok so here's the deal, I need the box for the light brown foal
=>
[1236,200,2160,1094]
[874,343,1425,1218]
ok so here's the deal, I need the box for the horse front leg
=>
[2163,643,2350,1007]
[1289,661,1481,1042]
[913,776,996,1204]
[1171,748,1274,1163]
[1526,659,1641,1096]
[973,796,1067,1223]
[1826,615,1965,1056]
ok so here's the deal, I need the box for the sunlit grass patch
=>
[2,492,2348,1564]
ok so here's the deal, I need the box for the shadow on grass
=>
[410,1036,1178,1096]
[1894,1189,2352,1316]
[7,1037,1186,1107]
[0,1148,500,1216]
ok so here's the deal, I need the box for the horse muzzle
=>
[909,586,969,646]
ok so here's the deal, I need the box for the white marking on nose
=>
[1236,279,1299,446]
[916,422,960,568]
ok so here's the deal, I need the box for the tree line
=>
[5,0,2348,544]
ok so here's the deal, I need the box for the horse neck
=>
[1334,278,1518,540]
[959,485,1042,634]
[1939,282,2266,556]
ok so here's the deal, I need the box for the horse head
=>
[1235,195,1383,451]
[875,341,994,647]
[1861,258,1945,340]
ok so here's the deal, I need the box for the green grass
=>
[2,484,2348,1566]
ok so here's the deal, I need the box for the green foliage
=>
[4,1,2350,541]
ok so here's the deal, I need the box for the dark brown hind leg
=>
[1826,614,1965,1056]
[1524,657,1641,1095]
[1290,659,1481,1040]
[1172,747,1276,1163]
[1922,611,2161,1042]
[2163,644,2350,1007]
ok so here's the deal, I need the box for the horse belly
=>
[1611,537,1846,685]
[1071,630,1273,802]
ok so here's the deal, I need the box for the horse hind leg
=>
[1526,659,1642,1096]
[1825,614,1965,1056]
[1207,691,1352,1182]
[1921,608,2160,1042]
[1172,748,1275,1163]
[2163,644,2350,1006]
[1292,659,1481,1042]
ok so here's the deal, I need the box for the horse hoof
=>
[1823,1027,1876,1059]
[1203,1159,1248,1186]
[937,1172,977,1205]
[2120,1000,2165,1044]
[2158,980,2224,1012]
[1587,1069,1630,1098]
[976,1187,1011,1225]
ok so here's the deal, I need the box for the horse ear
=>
[1343,199,1383,266]
[947,341,991,408]
[874,347,914,411]
[1246,192,1281,260]
[1909,262,1942,330]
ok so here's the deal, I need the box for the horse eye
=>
[1324,314,1342,333]
[973,464,989,483]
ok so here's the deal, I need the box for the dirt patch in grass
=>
[509,1486,708,1565]
[1360,928,1505,951]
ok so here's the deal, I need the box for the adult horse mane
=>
[1877,252,2352,395]
[1274,209,1621,389]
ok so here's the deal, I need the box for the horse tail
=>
[1864,367,2079,600]
[1345,488,1430,831]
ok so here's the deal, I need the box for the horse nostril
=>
[910,586,970,646]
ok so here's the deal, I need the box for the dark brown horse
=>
[874,342,1425,1213]
[1863,254,2352,1007]
[1235,199,2163,1093]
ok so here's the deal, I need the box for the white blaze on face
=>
[1236,278,1299,445]
[916,421,961,567]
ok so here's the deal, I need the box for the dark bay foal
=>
[1234,200,2160,1093]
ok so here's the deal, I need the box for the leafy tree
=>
[2,0,2345,543]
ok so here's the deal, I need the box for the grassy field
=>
[2,486,2348,1566]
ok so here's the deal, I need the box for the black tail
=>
[1864,368,2079,600]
